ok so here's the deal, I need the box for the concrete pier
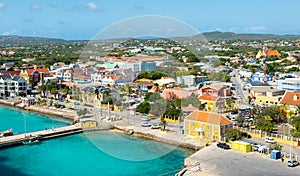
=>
[0,125,82,148]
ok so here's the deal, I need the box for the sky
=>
[0,0,300,40]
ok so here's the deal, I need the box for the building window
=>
[207,125,210,130]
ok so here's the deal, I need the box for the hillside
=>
[0,35,78,46]
[202,31,300,41]
[1,31,300,46]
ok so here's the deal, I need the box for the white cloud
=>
[246,26,267,33]
[31,4,41,10]
[2,29,22,35]
[0,2,5,9]
[87,2,103,11]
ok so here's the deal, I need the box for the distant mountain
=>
[1,31,300,46]
[202,31,300,41]
[0,35,85,46]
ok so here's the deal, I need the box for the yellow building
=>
[251,87,285,107]
[279,91,300,118]
[80,118,98,128]
[184,111,232,142]
[256,46,280,59]
[199,94,226,112]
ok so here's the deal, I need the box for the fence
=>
[237,127,300,147]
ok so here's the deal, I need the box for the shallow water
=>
[0,105,70,134]
[0,106,193,176]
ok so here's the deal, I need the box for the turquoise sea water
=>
[0,105,70,134]
[0,106,193,176]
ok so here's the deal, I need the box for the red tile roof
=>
[267,50,280,57]
[186,111,231,125]
[26,68,49,74]
[279,92,300,106]
[199,94,219,101]
[1,71,21,76]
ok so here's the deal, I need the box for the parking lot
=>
[187,143,300,176]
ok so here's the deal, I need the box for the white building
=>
[0,75,28,97]
[177,75,196,87]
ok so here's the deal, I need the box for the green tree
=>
[77,108,89,117]
[226,128,243,141]
[290,115,300,138]
[167,109,181,118]
[255,118,274,133]
[160,118,167,131]
[269,142,283,151]
[136,101,151,114]
[38,85,46,97]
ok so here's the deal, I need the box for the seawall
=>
[0,98,76,120]
[113,122,203,151]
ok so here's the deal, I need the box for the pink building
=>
[199,84,231,98]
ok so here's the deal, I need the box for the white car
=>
[258,145,268,153]
[265,137,275,143]
[253,144,261,151]
[141,122,151,127]
[141,116,151,121]
[151,123,161,129]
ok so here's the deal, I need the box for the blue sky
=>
[0,0,300,40]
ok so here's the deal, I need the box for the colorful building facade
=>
[184,111,232,143]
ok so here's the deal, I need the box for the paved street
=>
[74,102,182,133]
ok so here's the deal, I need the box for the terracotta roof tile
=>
[186,111,231,125]
[279,92,300,106]
[199,94,219,101]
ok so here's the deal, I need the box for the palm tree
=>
[247,96,252,104]
[160,118,167,131]
[94,89,99,99]
[36,98,41,106]
[38,85,46,97]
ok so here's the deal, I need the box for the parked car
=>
[225,115,231,120]
[258,145,268,153]
[141,122,151,127]
[151,123,161,129]
[250,142,257,146]
[288,160,299,167]
[217,142,230,150]
[265,137,275,143]
[141,116,151,121]
[231,110,238,115]
[253,144,261,151]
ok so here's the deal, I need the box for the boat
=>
[22,139,40,145]
[0,129,13,137]
[22,115,42,145]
